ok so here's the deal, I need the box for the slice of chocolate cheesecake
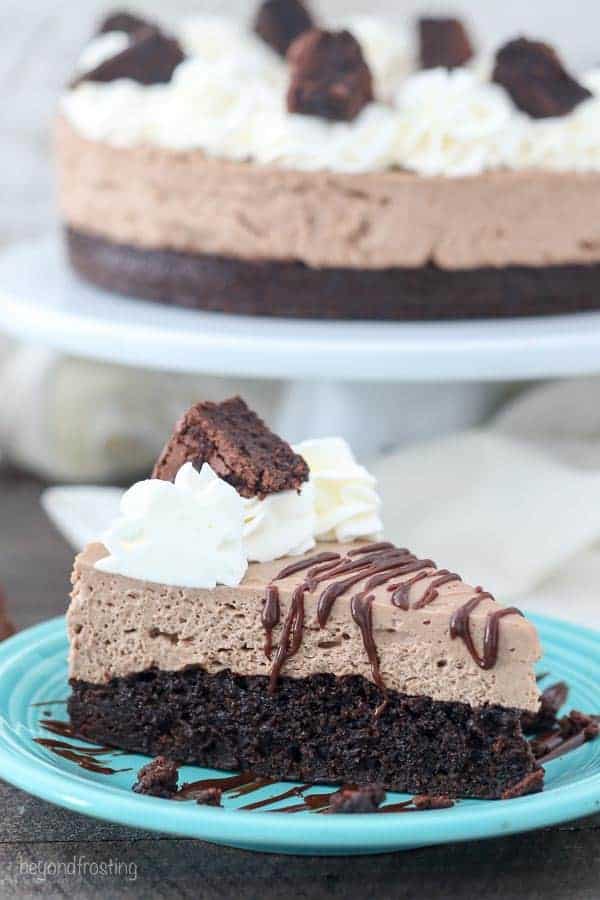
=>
[66,399,542,799]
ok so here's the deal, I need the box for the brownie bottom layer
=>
[66,226,600,320]
[68,667,540,799]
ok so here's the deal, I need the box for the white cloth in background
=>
[373,379,600,628]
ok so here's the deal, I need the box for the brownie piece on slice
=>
[153,396,309,498]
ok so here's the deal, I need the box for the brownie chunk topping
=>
[153,396,309,499]
[75,26,185,87]
[419,18,474,70]
[493,37,592,119]
[132,756,179,798]
[98,11,151,37]
[254,0,314,57]
[327,784,386,814]
[287,29,374,122]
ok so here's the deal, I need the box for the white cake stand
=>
[3,233,600,454]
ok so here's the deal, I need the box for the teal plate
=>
[0,614,598,856]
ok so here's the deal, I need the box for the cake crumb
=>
[413,794,455,810]
[132,756,180,799]
[327,784,386,814]
[195,787,223,808]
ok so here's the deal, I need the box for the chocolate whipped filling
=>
[56,119,600,271]
[68,541,541,712]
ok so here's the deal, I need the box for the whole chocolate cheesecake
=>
[56,5,600,320]
[67,398,543,799]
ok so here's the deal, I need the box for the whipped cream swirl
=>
[294,438,383,543]
[393,68,515,177]
[243,483,316,563]
[96,462,247,589]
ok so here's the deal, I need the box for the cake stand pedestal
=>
[2,234,600,456]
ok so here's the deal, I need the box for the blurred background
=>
[2,0,599,481]
[2,0,597,249]
[2,1,600,629]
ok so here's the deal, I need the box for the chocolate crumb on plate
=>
[74,26,185,87]
[132,756,180,798]
[493,37,592,119]
[254,0,314,57]
[500,768,545,800]
[195,787,223,808]
[287,28,374,122]
[327,784,386,814]
[412,794,455,810]
[419,18,474,70]
[97,11,152,37]
[522,680,569,733]
[559,709,600,740]
[153,396,309,498]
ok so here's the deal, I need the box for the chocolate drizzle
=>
[350,594,388,719]
[348,541,395,556]
[261,586,280,660]
[390,570,430,610]
[143,765,461,813]
[260,542,526,710]
[268,585,306,693]
[274,551,340,581]
[450,590,523,669]
[412,570,461,609]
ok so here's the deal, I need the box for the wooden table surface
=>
[0,466,598,899]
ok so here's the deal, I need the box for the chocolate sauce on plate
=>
[34,720,130,775]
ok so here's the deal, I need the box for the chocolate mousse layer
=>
[68,542,541,712]
[57,120,600,271]
[69,668,540,799]
[66,227,600,320]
